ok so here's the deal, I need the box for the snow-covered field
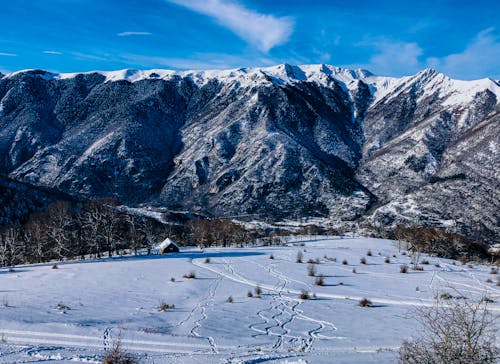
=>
[0,237,498,363]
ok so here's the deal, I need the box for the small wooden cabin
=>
[155,238,180,254]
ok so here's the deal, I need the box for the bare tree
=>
[399,295,498,364]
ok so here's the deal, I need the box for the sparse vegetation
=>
[367,250,372,256]
[269,254,274,260]
[400,264,409,273]
[420,259,429,265]
[490,267,498,274]
[247,291,253,298]
[56,303,70,313]
[360,257,367,265]
[226,296,234,303]
[358,298,372,307]
[204,257,210,264]
[299,290,310,300]
[315,274,324,286]
[296,251,303,263]
[52,263,58,269]
[352,268,357,274]
[412,265,424,271]
[342,259,348,265]
[255,285,262,297]
[385,257,391,264]
[307,263,316,277]
[398,296,498,364]
[102,335,138,364]
[170,277,175,282]
[183,271,196,279]
[158,302,175,311]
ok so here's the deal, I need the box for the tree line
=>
[0,199,309,267]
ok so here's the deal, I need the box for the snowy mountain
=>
[0,64,498,241]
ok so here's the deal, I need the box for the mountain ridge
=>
[0,64,498,242]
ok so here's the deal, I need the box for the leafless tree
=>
[399,295,498,364]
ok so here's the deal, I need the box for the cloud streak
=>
[426,28,500,80]
[43,50,62,55]
[166,0,293,52]
[0,52,17,57]
[117,31,152,37]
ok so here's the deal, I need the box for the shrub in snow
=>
[342,259,348,265]
[367,250,372,257]
[158,302,174,311]
[102,337,138,364]
[400,264,409,273]
[170,277,175,282]
[412,265,424,271]
[247,291,253,298]
[486,278,493,283]
[420,259,429,265]
[360,257,367,265]
[183,271,196,279]
[299,291,310,300]
[52,263,58,269]
[398,296,497,364]
[204,257,210,264]
[352,268,357,274]
[269,254,274,260]
[358,298,372,307]
[385,257,391,264]
[315,274,324,286]
[490,268,498,274]
[255,285,262,297]
[307,263,316,277]
[296,251,303,263]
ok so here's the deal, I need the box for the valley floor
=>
[0,237,499,363]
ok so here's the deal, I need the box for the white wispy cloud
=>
[0,52,17,57]
[117,31,152,37]
[119,52,277,70]
[166,0,293,52]
[362,40,423,76]
[43,50,63,55]
[426,28,500,80]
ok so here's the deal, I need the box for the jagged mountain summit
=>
[0,64,498,241]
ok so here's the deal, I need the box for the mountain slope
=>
[0,65,498,241]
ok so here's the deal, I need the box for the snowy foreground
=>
[0,237,499,363]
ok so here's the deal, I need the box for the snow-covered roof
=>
[155,238,179,251]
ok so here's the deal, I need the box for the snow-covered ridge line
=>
[2,64,499,106]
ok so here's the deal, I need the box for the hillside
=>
[0,65,498,241]
[0,237,498,363]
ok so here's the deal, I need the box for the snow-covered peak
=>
[3,65,499,108]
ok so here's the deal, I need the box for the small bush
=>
[440,293,453,300]
[412,265,424,271]
[434,263,441,268]
[307,263,316,277]
[269,254,274,260]
[367,250,372,256]
[183,271,196,279]
[401,251,407,256]
[342,259,348,265]
[102,338,138,364]
[226,296,234,303]
[8,268,15,273]
[204,257,210,264]
[360,257,367,265]
[158,302,175,311]
[170,277,175,282]
[247,291,253,298]
[481,297,495,303]
[420,260,430,265]
[384,257,391,264]
[358,298,372,307]
[490,268,498,275]
[296,251,303,263]
[352,268,357,274]
[315,274,324,286]
[416,286,420,291]
[459,256,467,265]
[486,278,493,283]
[255,285,262,297]
[400,264,409,273]
[56,303,70,313]
[52,263,59,269]
[299,291,310,300]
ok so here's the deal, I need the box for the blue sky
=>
[0,0,499,79]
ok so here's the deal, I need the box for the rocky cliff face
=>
[0,65,498,241]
